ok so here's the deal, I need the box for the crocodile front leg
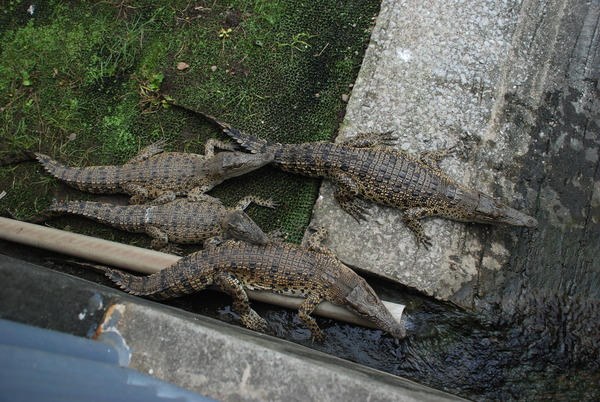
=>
[203,235,227,248]
[234,195,279,210]
[126,139,167,164]
[298,293,325,342]
[402,206,439,248]
[213,272,268,332]
[419,147,455,170]
[187,186,213,202]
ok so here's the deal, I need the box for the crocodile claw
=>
[311,329,325,343]
[343,199,370,222]
[377,131,399,146]
[159,244,184,256]
[420,236,433,251]
[263,199,280,209]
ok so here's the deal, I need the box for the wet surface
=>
[2,241,598,401]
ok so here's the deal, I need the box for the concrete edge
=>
[0,254,463,401]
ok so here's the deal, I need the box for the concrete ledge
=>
[0,255,461,401]
[110,301,461,402]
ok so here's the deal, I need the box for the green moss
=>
[1,0,380,246]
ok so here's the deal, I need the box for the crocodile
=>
[102,227,406,341]
[24,139,274,204]
[196,112,538,247]
[27,195,277,253]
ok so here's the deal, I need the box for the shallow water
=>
[160,273,600,400]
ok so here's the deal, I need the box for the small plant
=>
[2,0,24,15]
[278,32,316,56]
[218,28,233,39]
[134,71,173,113]
[20,71,32,86]
[218,27,234,54]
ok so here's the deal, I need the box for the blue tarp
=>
[0,319,214,402]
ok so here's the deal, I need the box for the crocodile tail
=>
[26,200,71,223]
[34,153,76,180]
[220,124,273,154]
[27,200,132,228]
[104,255,213,300]
[0,150,37,166]
[198,112,273,153]
[34,153,118,193]
[103,267,177,299]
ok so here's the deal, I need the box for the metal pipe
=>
[0,216,404,329]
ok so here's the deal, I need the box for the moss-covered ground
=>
[0,0,380,246]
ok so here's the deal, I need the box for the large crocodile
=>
[198,113,538,247]
[27,195,276,253]
[18,139,274,204]
[102,227,406,341]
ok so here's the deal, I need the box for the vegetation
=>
[0,0,379,244]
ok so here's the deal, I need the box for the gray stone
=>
[309,0,600,307]
[112,302,462,402]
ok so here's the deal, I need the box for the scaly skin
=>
[199,113,538,247]
[27,195,276,253]
[102,228,406,341]
[33,139,274,204]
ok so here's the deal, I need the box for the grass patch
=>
[1,0,380,245]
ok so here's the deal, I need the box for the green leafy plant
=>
[20,71,32,86]
[218,27,233,39]
[278,32,316,56]
[135,71,173,113]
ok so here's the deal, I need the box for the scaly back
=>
[35,152,206,195]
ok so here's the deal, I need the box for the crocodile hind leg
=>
[125,185,176,205]
[145,226,182,255]
[298,293,325,342]
[234,195,279,210]
[419,147,455,170]
[402,206,441,249]
[123,183,150,204]
[340,131,397,148]
[147,191,177,206]
[331,173,368,221]
[305,227,330,253]
[213,272,268,332]
[126,139,167,164]
[204,138,237,158]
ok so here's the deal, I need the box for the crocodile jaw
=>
[471,193,538,227]
[206,151,274,180]
[223,210,269,245]
[343,276,407,339]
[452,190,538,228]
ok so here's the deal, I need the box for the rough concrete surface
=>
[309,0,600,307]
[112,302,462,402]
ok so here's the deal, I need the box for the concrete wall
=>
[310,0,600,308]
